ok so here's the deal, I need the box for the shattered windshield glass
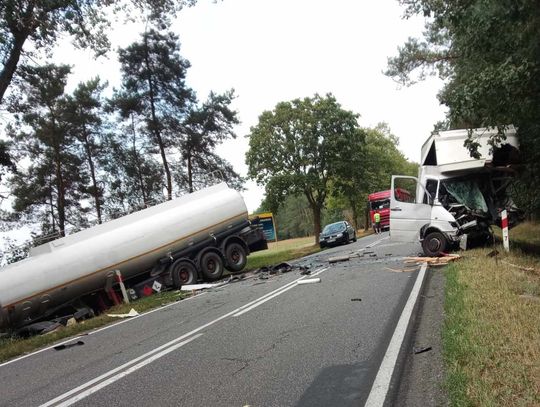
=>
[442,179,488,212]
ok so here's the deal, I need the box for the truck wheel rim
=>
[231,250,241,264]
[428,238,441,252]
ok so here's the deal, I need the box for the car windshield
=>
[322,223,345,234]
[370,199,390,210]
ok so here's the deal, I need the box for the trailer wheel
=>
[224,242,247,272]
[422,231,448,257]
[170,259,197,287]
[200,251,224,281]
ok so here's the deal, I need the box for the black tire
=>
[224,242,247,272]
[422,231,448,257]
[170,259,197,287]
[199,251,224,281]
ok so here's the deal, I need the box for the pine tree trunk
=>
[0,9,32,105]
[187,148,193,193]
[54,150,66,236]
[130,120,148,204]
[82,125,102,224]
[144,35,172,200]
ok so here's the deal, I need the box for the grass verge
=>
[493,221,540,256]
[443,245,540,406]
[0,290,190,364]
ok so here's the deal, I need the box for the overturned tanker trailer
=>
[390,126,522,256]
[0,183,267,330]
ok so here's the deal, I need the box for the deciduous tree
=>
[246,94,362,244]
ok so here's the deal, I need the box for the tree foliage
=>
[386,0,540,215]
[8,64,89,236]
[115,28,194,200]
[246,94,364,243]
[0,0,196,106]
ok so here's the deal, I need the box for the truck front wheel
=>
[225,242,247,272]
[422,231,448,257]
[200,251,224,281]
[170,259,198,287]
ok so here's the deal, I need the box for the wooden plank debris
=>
[404,254,461,267]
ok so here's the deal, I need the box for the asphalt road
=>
[0,232,424,407]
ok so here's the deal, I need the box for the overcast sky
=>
[56,0,447,212]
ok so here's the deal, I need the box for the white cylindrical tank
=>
[0,183,248,329]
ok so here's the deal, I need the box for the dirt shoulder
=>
[394,268,448,406]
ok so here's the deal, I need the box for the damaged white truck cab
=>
[390,126,521,256]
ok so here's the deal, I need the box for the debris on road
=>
[297,278,321,285]
[404,254,461,267]
[106,308,139,318]
[15,321,63,337]
[54,340,85,351]
[272,262,293,273]
[385,266,419,273]
[299,266,311,275]
[351,298,362,302]
[328,255,350,263]
[413,346,432,354]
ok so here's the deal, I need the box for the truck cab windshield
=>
[370,199,390,210]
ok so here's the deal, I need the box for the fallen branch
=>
[501,260,539,275]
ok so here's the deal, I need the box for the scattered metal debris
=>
[106,308,139,318]
[54,340,85,351]
[15,321,63,337]
[413,346,432,354]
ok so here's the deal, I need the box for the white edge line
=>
[364,262,428,407]
[40,269,328,406]
[0,292,207,369]
[51,334,203,407]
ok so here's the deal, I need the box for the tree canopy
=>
[0,0,196,106]
[386,0,540,215]
[246,94,365,243]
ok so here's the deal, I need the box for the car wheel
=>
[422,231,448,257]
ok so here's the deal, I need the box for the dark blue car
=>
[319,221,356,248]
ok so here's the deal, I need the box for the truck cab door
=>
[390,175,432,242]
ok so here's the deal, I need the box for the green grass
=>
[493,221,540,255]
[245,236,319,270]
[443,244,540,406]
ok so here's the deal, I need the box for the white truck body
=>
[0,183,266,330]
[390,126,520,256]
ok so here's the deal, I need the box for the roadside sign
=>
[250,212,277,242]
